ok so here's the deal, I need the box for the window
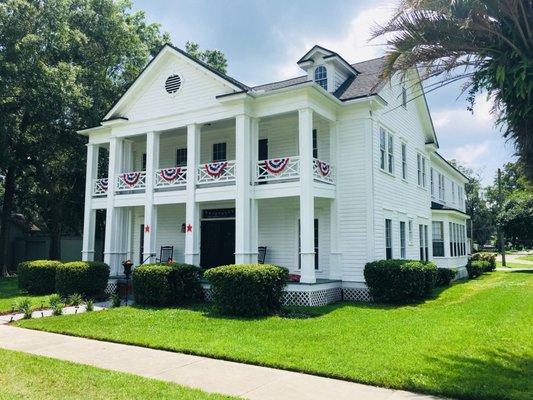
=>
[408,219,413,244]
[312,129,318,158]
[401,86,407,107]
[387,133,394,173]
[176,148,187,166]
[432,221,444,257]
[417,154,426,187]
[430,168,434,197]
[400,221,406,259]
[298,219,319,270]
[451,182,456,203]
[385,219,393,259]
[314,66,327,90]
[438,173,445,201]
[449,222,454,256]
[380,129,386,170]
[419,224,429,261]
[141,153,147,171]
[458,187,464,209]
[212,142,226,162]
[401,143,407,179]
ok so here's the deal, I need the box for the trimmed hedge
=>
[55,261,110,297]
[436,268,457,286]
[17,260,62,294]
[467,260,488,279]
[204,264,288,316]
[471,252,497,271]
[132,262,203,306]
[364,259,438,304]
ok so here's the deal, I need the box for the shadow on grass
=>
[419,348,532,400]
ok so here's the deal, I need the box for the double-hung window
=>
[314,66,327,90]
[417,154,426,187]
[380,128,394,174]
[451,182,456,203]
[430,168,434,197]
[212,142,227,162]
[387,133,394,174]
[400,221,406,259]
[385,219,393,259]
[176,148,187,166]
[438,173,445,202]
[419,224,429,261]
[432,221,444,257]
[401,143,407,179]
[402,86,407,108]
[380,130,386,170]
[312,129,318,158]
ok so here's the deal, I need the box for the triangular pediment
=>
[104,45,246,122]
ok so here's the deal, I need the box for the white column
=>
[143,131,159,264]
[235,114,253,264]
[299,108,316,283]
[82,143,99,261]
[328,121,342,279]
[104,137,123,275]
[249,117,259,262]
[185,124,201,265]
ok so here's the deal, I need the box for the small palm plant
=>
[110,293,121,308]
[85,298,94,312]
[17,298,32,319]
[49,294,63,316]
[68,293,83,313]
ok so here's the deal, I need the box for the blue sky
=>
[133,0,515,185]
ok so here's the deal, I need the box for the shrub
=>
[132,263,203,306]
[48,294,62,309]
[364,259,438,304]
[204,264,288,316]
[85,299,94,312]
[55,261,109,297]
[17,260,61,295]
[436,268,457,286]
[17,298,33,319]
[110,293,121,308]
[471,252,497,271]
[68,293,83,308]
[467,260,489,279]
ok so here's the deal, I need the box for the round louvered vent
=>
[165,74,182,94]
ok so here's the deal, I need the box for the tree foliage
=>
[498,190,533,248]
[374,0,533,180]
[185,41,228,74]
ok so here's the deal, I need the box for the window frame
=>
[400,221,406,259]
[401,86,407,108]
[417,153,427,188]
[312,129,318,159]
[432,221,445,257]
[176,147,187,167]
[379,127,395,175]
[314,66,327,90]
[212,142,227,162]
[401,142,407,180]
[385,219,393,260]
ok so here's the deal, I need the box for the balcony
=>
[197,160,236,185]
[255,157,334,185]
[116,171,147,192]
[155,167,187,189]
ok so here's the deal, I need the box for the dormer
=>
[297,45,358,93]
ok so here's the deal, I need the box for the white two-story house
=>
[79,44,470,305]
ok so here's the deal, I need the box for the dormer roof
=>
[297,45,359,76]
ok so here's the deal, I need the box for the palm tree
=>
[373,0,532,180]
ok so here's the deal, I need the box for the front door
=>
[200,219,235,268]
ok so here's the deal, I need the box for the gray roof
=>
[252,56,387,101]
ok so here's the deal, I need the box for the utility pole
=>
[497,168,506,266]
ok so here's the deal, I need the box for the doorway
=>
[200,213,235,268]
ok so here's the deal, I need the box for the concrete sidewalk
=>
[0,325,443,400]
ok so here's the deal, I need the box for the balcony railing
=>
[256,156,300,183]
[313,158,334,184]
[155,167,187,189]
[93,178,108,196]
[197,160,236,184]
[116,171,146,192]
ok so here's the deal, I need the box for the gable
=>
[105,45,244,122]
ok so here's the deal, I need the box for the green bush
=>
[467,260,488,279]
[17,260,61,295]
[204,264,288,316]
[436,268,457,286]
[132,263,203,306]
[55,261,109,297]
[471,252,497,271]
[364,259,438,304]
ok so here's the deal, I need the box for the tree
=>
[498,191,533,248]
[0,0,169,270]
[373,0,533,181]
[448,160,495,247]
[185,41,228,74]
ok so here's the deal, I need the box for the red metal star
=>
[144,225,150,233]
[186,224,193,232]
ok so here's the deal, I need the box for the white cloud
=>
[448,141,492,168]
[270,2,394,80]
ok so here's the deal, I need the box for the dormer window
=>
[314,66,327,90]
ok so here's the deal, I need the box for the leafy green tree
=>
[373,0,533,181]
[498,191,533,248]
[185,41,228,74]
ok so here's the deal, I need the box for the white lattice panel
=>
[313,158,335,184]
[343,287,372,302]
[105,282,118,295]
[93,178,108,196]
[116,171,146,192]
[197,161,236,184]
[283,287,342,306]
[155,167,187,189]
[256,156,300,183]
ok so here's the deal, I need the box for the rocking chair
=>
[258,246,267,264]
[157,246,174,263]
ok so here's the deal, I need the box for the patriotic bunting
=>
[263,157,289,174]
[160,167,181,182]
[205,161,227,177]
[97,178,108,192]
[122,172,141,186]
[315,160,331,177]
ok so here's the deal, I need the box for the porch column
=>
[249,117,259,262]
[299,108,316,283]
[329,121,342,279]
[143,131,159,264]
[82,143,99,261]
[235,114,253,264]
[185,124,200,265]
[104,136,123,275]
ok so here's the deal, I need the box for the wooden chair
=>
[258,246,267,264]
[158,246,174,263]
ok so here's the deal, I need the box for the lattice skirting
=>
[283,287,342,306]
[342,287,372,302]
[203,288,213,302]
[105,281,118,295]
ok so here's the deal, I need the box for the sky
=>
[132,0,515,186]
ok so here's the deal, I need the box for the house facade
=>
[80,44,470,305]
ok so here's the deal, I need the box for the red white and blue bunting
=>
[97,178,108,192]
[315,160,331,177]
[263,157,289,174]
[205,161,227,177]
[122,172,141,187]
[160,167,181,182]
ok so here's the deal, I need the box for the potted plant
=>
[122,259,133,277]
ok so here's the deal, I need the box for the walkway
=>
[0,325,443,400]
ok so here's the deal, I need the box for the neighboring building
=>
[79,44,470,305]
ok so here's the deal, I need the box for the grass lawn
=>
[0,277,52,314]
[517,255,533,262]
[17,272,533,400]
[0,348,235,400]
[496,261,533,268]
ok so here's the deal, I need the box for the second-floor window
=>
[417,154,426,187]
[380,127,394,174]
[401,142,407,179]
[402,86,407,108]
[141,153,147,171]
[312,129,318,158]
[451,181,456,203]
[430,168,435,197]
[212,142,226,162]
[176,148,187,166]
[438,173,445,201]
[314,66,327,90]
